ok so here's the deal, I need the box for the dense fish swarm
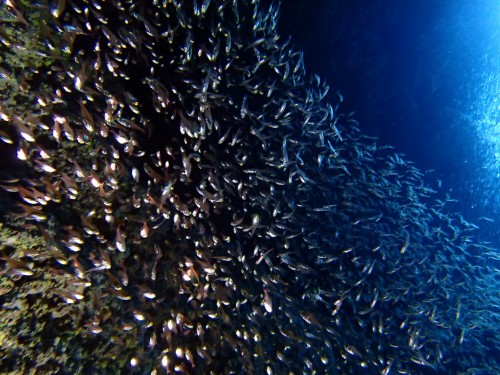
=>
[0,0,499,373]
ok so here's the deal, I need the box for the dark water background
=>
[279,0,500,248]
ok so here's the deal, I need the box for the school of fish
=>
[0,0,499,373]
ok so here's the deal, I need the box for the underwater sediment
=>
[0,0,499,373]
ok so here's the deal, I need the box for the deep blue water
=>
[279,0,500,247]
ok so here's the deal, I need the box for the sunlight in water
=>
[469,71,500,214]
[477,75,500,173]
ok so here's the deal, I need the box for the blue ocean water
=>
[279,1,500,372]
[280,0,500,248]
